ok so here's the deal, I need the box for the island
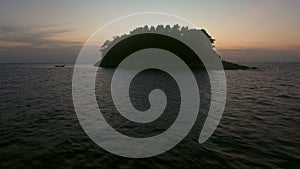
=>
[96,25,256,70]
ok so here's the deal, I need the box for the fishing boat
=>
[54,64,65,67]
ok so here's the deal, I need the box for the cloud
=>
[1,24,299,63]
[0,25,81,48]
[0,25,82,63]
[219,48,300,62]
[0,25,31,32]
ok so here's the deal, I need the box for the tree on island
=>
[100,24,215,54]
[98,24,255,70]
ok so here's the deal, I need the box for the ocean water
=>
[0,63,299,169]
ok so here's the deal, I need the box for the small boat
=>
[54,64,65,67]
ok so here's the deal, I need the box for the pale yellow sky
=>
[0,0,299,62]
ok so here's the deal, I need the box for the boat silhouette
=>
[54,64,65,67]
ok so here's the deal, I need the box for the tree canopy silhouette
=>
[97,24,255,70]
[100,24,215,55]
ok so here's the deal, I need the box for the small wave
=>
[275,94,298,100]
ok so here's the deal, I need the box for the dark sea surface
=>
[0,63,299,169]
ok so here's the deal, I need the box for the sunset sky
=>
[0,0,299,63]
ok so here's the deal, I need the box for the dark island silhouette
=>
[96,24,256,70]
